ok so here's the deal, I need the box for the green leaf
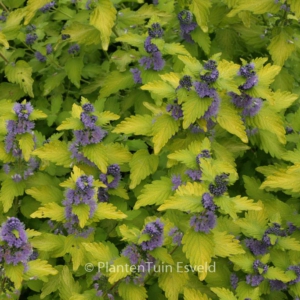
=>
[62,22,101,45]
[163,42,191,57]
[264,266,293,282]
[229,253,255,273]
[158,182,205,213]
[59,266,81,300]
[82,143,108,173]
[24,259,58,282]
[189,0,211,32]
[268,28,295,66]
[104,143,132,165]
[217,99,248,143]
[94,111,120,126]
[108,257,132,284]
[191,27,211,55]
[212,231,245,257]
[210,287,237,300]
[182,230,214,280]
[182,91,212,129]
[32,140,72,168]
[272,90,298,112]
[26,185,63,204]
[118,282,148,300]
[93,202,127,220]
[5,60,34,97]
[0,141,15,163]
[184,288,211,300]
[178,55,202,76]
[235,282,260,300]
[57,117,83,131]
[0,31,9,49]
[83,242,117,265]
[276,236,300,251]
[90,0,117,50]
[153,114,179,154]
[31,233,65,252]
[0,179,26,213]
[43,71,66,96]
[5,263,24,289]
[65,57,84,88]
[18,132,34,161]
[113,114,153,136]
[30,202,65,222]
[134,177,173,209]
[129,149,159,189]
[150,247,174,265]
[100,70,134,98]
[141,80,176,104]
[72,203,90,228]
[288,0,300,17]
[24,0,53,25]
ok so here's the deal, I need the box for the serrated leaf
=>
[43,71,66,96]
[82,143,108,173]
[182,230,214,280]
[119,224,141,243]
[231,196,262,212]
[272,90,298,112]
[18,132,34,161]
[94,111,120,126]
[29,109,47,120]
[184,288,211,300]
[115,33,145,48]
[113,114,153,136]
[213,231,245,257]
[288,0,300,17]
[158,182,205,213]
[163,42,191,57]
[93,202,127,220]
[268,29,295,66]
[129,149,159,189]
[83,242,116,265]
[24,0,52,25]
[59,266,81,300]
[24,259,58,281]
[158,263,189,300]
[5,60,34,97]
[178,55,202,76]
[159,72,180,89]
[0,178,26,213]
[57,117,83,131]
[134,177,173,209]
[5,263,24,289]
[65,57,84,88]
[264,266,293,282]
[141,80,176,101]
[217,99,248,143]
[100,70,134,98]
[191,27,211,55]
[210,287,237,300]
[31,233,65,252]
[0,31,9,49]
[30,202,65,222]
[90,0,117,50]
[182,91,212,129]
[276,236,300,251]
[26,185,63,203]
[32,140,72,168]
[104,143,132,165]
[0,141,15,163]
[168,149,198,169]
[72,203,90,228]
[153,114,179,154]
[150,247,174,265]
[118,282,147,300]
[189,0,211,32]
[229,253,254,273]
[108,257,132,284]
[62,22,101,45]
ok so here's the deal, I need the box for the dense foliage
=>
[1,0,300,299]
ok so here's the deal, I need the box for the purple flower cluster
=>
[4,102,39,181]
[25,33,38,45]
[177,10,197,43]
[0,218,33,267]
[208,173,229,196]
[202,193,217,211]
[169,227,183,245]
[196,149,211,164]
[130,68,142,84]
[230,273,239,289]
[166,99,183,120]
[122,244,141,265]
[171,175,182,191]
[229,92,262,117]
[39,1,56,13]
[93,272,114,298]
[0,12,7,22]
[46,44,53,54]
[287,265,300,285]
[238,63,258,90]
[185,169,202,181]
[35,51,46,62]
[62,175,96,237]
[269,279,287,291]
[201,60,219,84]
[253,259,268,274]
[139,24,165,71]
[68,44,80,54]
[194,81,220,120]
[190,211,216,233]
[246,274,264,287]
[178,75,193,90]
[140,219,164,251]
[69,103,107,164]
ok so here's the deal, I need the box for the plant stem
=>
[0,52,8,64]
[0,1,9,13]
